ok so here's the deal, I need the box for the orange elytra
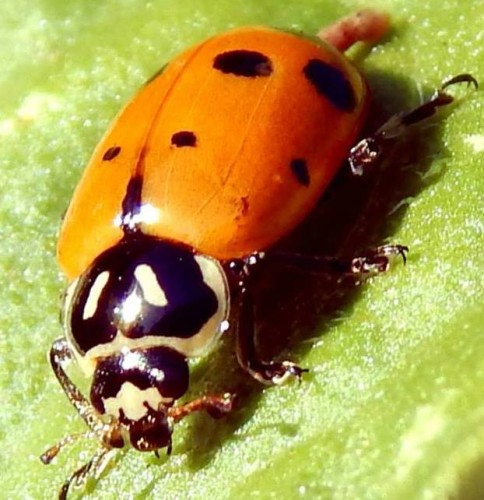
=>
[57,26,368,281]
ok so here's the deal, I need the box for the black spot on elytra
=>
[303,59,356,111]
[121,175,143,233]
[213,50,273,77]
[290,158,310,186]
[103,146,121,161]
[171,131,197,148]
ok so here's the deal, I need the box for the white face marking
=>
[83,271,110,320]
[134,264,168,307]
[103,381,173,421]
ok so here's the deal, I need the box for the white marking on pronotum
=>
[103,381,173,421]
[83,271,110,320]
[134,263,168,306]
[119,290,143,325]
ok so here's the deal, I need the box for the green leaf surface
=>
[0,1,482,499]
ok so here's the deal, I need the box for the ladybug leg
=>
[349,74,478,175]
[57,447,114,500]
[226,241,406,386]
[168,393,235,422]
[228,259,308,385]
[269,244,408,278]
[41,339,124,498]
[43,338,124,450]
[348,244,408,276]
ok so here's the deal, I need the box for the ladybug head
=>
[90,346,189,452]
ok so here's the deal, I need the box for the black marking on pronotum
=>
[121,175,143,233]
[103,146,121,161]
[213,50,273,77]
[290,158,310,186]
[303,59,356,111]
[68,235,219,353]
[171,131,197,148]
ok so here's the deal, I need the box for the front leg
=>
[229,262,308,385]
[57,447,114,500]
[43,338,124,453]
[168,393,236,422]
[41,339,123,499]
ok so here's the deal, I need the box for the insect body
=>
[41,10,477,498]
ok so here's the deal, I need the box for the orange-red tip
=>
[354,9,391,43]
[318,10,391,52]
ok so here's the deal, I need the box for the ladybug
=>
[40,10,477,498]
